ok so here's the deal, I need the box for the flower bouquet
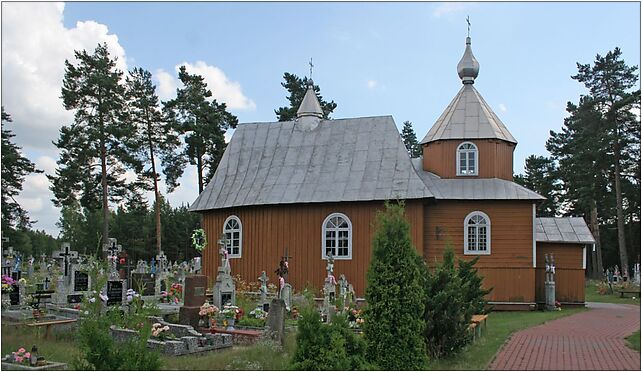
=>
[220,305,240,329]
[168,283,182,303]
[151,323,174,341]
[198,302,219,328]
[1,275,16,293]
[6,347,31,365]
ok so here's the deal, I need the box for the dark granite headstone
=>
[107,280,123,305]
[9,284,19,305]
[67,294,83,303]
[11,271,21,281]
[74,271,89,292]
[131,273,155,296]
[179,274,207,328]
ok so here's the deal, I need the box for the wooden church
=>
[190,35,595,310]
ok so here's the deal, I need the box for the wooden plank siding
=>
[535,242,585,304]
[422,139,515,180]
[200,200,425,297]
[424,200,535,303]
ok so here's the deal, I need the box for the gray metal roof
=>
[535,217,596,244]
[190,116,433,211]
[420,84,517,144]
[410,158,545,201]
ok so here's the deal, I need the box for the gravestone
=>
[258,271,269,306]
[634,263,640,285]
[179,274,208,328]
[132,273,155,296]
[107,280,125,306]
[280,283,293,311]
[74,271,89,292]
[338,274,348,304]
[213,236,235,309]
[9,284,19,305]
[67,294,83,303]
[266,298,286,346]
[323,253,337,321]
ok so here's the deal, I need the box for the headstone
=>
[9,284,19,305]
[52,243,78,277]
[323,253,337,321]
[179,274,207,328]
[338,274,348,304]
[280,283,293,311]
[67,294,83,303]
[102,238,122,280]
[633,263,640,285]
[132,273,155,296]
[156,251,168,273]
[545,253,556,311]
[213,236,235,309]
[265,298,286,346]
[27,256,34,277]
[106,280,125,306]
[74,271,89,292]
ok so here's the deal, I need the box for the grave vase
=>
[226,317,235,330]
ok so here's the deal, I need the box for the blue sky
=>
[2,1,640,236]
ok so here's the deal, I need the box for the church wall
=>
[422,139,515,180]
[424,200,535,303]
[200,200,425,297]
[534,242,585,304]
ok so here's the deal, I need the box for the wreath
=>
[191,229,208,252]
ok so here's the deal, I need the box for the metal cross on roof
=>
[309,58,314,80]
[52,243,78,277]
[466,16,471,37]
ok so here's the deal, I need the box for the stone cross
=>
[52,243,78,277]
[156,251,168,272]
[218,233,230,271]
[27,256,34,276]
[338,274,348,302]
[326,252,334,275]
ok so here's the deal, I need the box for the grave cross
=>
[156,251,168,272]
[326,251,334,275]
[52,243,78,277]
[43,277,51,290]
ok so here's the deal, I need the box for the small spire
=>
[457,18,480,84]
[296,74,323,130]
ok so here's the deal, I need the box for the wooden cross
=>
[52,243,78,277]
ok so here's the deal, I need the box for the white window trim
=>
[321,212,353,260]
[464,211,491,255]
[223,215,242,258]
[456,141,479,176]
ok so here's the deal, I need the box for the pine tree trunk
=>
[614,159,629,278]
[589,201,604,278]
[197,148,204,194]
[100,135,109,251]
[148,134,162,255]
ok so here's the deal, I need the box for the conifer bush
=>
[363,201,428,370]
[458,256,492,315]
[423,247,471,358]
[291,306,371,370]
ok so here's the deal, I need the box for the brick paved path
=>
[490,303,640,370]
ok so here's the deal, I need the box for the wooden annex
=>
[191,35,595,310]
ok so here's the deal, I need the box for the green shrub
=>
[424,247,471,358]
[237,316,266,328]
[458,256,492,314]
[363,201,428,370]
[291,306,372,370]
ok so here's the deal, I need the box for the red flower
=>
[119,258,126,264]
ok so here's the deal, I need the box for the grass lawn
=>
[1,325,80,365]
[626,330,640,352]
[426,308,587,370]
[585,280,641,305]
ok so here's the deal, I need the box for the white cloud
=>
[498,103,507,112]
[35,156,58,175]
[156,61,256,110]
[366,79,378,90]
[2,2,128,152]
[432,2,468,18]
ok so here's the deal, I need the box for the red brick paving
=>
[489,303,641,370]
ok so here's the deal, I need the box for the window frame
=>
[321,212,353,260]
[456,141,479,176]
[223,215,243,258]
[463,211,491,255]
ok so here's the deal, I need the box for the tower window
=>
[457,142,478,176]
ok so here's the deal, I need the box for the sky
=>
[1,1,640,237]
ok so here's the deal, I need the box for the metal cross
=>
[309,58,314,79]
[282,247,292,263]
[466,16,471,37]
[52,243,78,277]
[43,277,51,290]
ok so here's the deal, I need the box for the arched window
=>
[223,216,242,258]
[322,213,352,259]
[457,142,478,176]
[464,211,491,255]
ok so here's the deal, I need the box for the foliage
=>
[291,306,372,370]
[363,201,428,370]
[400,120,422,158]
[51,43,141,246]
[1,107,41,231]
[163,65,238,193]
[513,155,561,216]
[275,72,337,121]
[424,247,472,358]
[236,316,266,328]
[457,256,492,315]
[191,228,207,252]
[625,330,640,352]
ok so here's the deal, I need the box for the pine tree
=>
[571,47,640,278]
[514,155,561,216]
[457,256,492,314]
[125,67,183,254]
[363,201,428,370]
[275,72,337,121]
[163,66,238,193]
[51,43,140,246]
[424,247,471,358]
[400,120,422,158]
[1,107,41,230]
